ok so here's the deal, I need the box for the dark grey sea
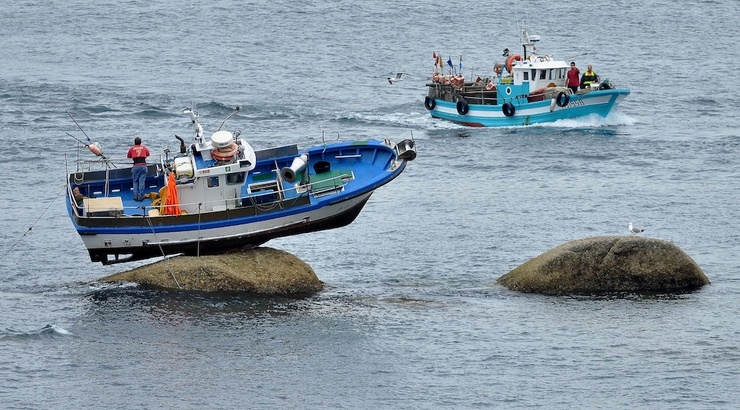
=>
[1,0,739,408]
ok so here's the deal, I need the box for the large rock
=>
[100,247,323,295]
[498,236,709,295]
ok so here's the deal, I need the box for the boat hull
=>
[74,192,372,264]
[427,88,630,127]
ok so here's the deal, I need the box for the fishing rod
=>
[65,110,116,168]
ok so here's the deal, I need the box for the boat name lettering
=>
[201,169,211,174]
[568,99,585,108]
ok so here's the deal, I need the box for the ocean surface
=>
[1,0,739,408]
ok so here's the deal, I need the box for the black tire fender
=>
[424,96,436,110]
[502,102,516,117]
[556,92,570,107]
[456,99,469,115]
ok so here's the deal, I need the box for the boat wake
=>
[536,111,636,128]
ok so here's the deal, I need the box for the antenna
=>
[217,106,241,132]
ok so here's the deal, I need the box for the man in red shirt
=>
[566,61,580,94]
[127,136,150,201]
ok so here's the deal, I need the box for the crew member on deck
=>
[567,61,580,94]
[580,64,599,89]
[493,62,503,78]
[73,187,85,206]
[127,136,150,201]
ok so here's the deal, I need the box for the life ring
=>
[424,96,436,110]
[502,102,516,117]
[485,82,496,91]
[556,92,570,107]
[212,142,238,162]
[456,99,469,115]
[505,55,522,73]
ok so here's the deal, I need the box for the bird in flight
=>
[388,72,406,84]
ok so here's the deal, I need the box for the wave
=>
[0,324,71,341]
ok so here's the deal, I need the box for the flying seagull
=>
[387,72,406,84]
[628,222,644,235]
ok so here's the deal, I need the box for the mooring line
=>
[0,184,66,264]
[144,215,181,289]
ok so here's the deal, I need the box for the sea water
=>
[1,0,739,408]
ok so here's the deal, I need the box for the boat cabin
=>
[504,57,568,94]
[498,32,568,100]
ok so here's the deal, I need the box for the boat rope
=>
[144,216,181,289]
[0,184,66,264]
[197,203,202,257]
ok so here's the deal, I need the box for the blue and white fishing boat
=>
[65,107,416,265]
[424,30,630,127]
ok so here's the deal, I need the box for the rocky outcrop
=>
[100,247,323,295]
[498,236,709,295]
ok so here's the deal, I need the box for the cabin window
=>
[208,176,220,188]
[539,70,546,80]
[226,172,246,185]
[559,68,566,78]
[549,69,555,80]
[523,72,529,81]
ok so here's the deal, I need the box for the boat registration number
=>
[568,99,585,108]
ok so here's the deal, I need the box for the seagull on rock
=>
[628,222,644,235]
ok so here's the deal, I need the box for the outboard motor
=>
[280,154,308,183]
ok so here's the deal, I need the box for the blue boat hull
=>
[427,88,630,127]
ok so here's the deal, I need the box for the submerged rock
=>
[498,236,709,295]
[100,247,323,295]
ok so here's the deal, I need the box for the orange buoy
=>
[87,142,103,156]
[505,55,522,73]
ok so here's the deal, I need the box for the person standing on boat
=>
[127,136,150,201]
[493,63,503,78]
[567,62,580,94]
[580,65,599,89]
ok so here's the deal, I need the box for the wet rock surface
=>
[100,247,323,295]
[498,236,709,295]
